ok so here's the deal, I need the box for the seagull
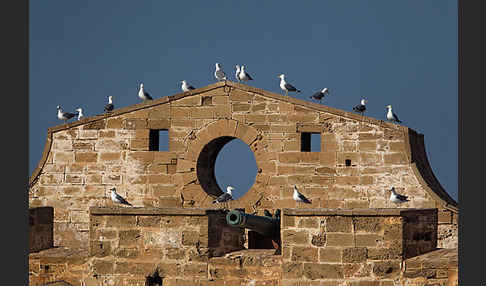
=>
[238,65,253,82]
[110,187,132,206]
[181,80,196,92]
[212,185,235,209]
[278,74,301,96]
[75,108,84,120]
[386,105,402,123]
[388,187,409,204]
[104,96,114,112]
[138,83,153,101]
[310,88,330,103]
[235,65,241,82]
[214,63,227,82]
[57,105,77,123]
[353,99,367,115]
[293,185,311,205]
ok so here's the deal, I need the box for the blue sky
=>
[29,1,458,201]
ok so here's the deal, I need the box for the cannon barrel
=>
[226,209,278,237]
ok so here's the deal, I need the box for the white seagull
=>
[310,88,330,103]
[386,105,402,123]
[293,185,311,205]
[104,96,114,112]
[57,105,77,123]
[278,74,301,96]
[238,65,253,82]
[388,187,409,204]
[110,187,132,206]
[214,63,227,82]
[138,83,153,101]
[181,80,196,92]
[75,108,84,120]
[235,65,241,82]
[353,99,367,115]
[213,186,235,209]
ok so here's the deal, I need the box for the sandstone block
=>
[353,217,384,233]
[106,117,124,129]
[84,120,106,130]
[291,246,318,262]
[311,234,326,247]
[384,153,408,165]
[282,262,303,279]
[92,259,114,274]
[319,248,342,263]
[171,106,191,118]
[148,119,170,129]
[229,89,253,102]
[282,230,308,245]
[326,233,354,247]
[355,234,382,247]
[123,118,147,129]
[342,247,367,263]
[303,263,343,279]
[232,103,251,112]
[326,216,353,233]
[53,152,75,164]
[75,152,98,163]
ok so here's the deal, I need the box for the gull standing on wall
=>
[235,65,241,82]
[353,99,367,115]
[293,185,311,205]
[388,187,409,204]
[57,105,77,123]
[238,65,253,82]
[181,80,196,92]
[310,88,330,103]
[104,96,114,112]
[214,63,227,82]
[278,74,301,96]
[110,187,133,207]
[386,105,402,123]
[213,185,235,209]
[138,83,153,101]
[75,108,84,120]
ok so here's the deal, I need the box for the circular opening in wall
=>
[196,137,258,200]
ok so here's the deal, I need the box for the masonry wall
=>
[28,82,458,250]
[29,207,443,286]
[280,208,437,285]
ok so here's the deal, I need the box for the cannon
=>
[226,209,279,238]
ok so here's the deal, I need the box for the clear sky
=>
[29,1,458,201]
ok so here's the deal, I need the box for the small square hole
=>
[301,132,321,152]
[149,129,169,151]
[345,159,352,166]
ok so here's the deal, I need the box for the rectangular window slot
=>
[301,132,321,152]
[149,129,169,151]
[345,159,352,166]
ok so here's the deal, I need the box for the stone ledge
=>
[89,206,216,216]
[29,246,89,264]
[282,208,437,216]
[403,248,458,272]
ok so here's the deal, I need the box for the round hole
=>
[196,137,258,200]
[215,138,258,199]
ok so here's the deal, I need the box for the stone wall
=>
[402,248,458,286]
[29,207,54,253]
[29,207,447,285]
[280,208,437,285]
[28,81,458,250]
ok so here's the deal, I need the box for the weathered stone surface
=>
[29,83,457,286]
